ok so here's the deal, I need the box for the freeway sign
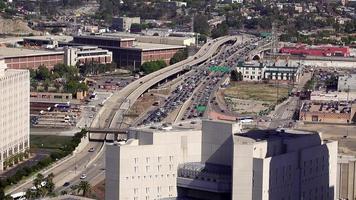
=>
[209,66,230,73]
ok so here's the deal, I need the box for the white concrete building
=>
[0,58,30,170]
[177,120,338,200]
[236,60,302,82]
[232,130,338,200]
[105,125,202,200]
[64,46,112,66]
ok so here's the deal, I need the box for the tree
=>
[230,70,243,81]
[193,15,210,35]
[141,60,167,74]
[35,66,51,81]
[170,49,188,65]
[211,22,229,39]
[77,181,91,197]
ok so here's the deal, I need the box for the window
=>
[169,156,173,162]
[134,158,138,164]
[134,188,138,195]
[146,187,150,194]
[146,166,150,172]
[146,157,150,163]
[134,166,138,173]
[158,156,161,163]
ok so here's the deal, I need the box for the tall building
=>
[178,120,338,200]
[112,17,141,32]
[105,126,202,200]
[0,58,30,171]
[106,120,338,200]
[337,155,356,200]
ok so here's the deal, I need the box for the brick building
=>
[71,35,185,68]
[299,101,356,124]
[0,47,64,69]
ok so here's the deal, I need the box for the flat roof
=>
[132,42,185,51]
[234,128,318,144]
[74,35,135,42]
[23,35,73,42]
[0,47,63,58]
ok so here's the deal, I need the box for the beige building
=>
[337,155,356,200]
[0,58,30,170]
[106,120,338,200]
[105,126,202,200]
[64,46,112,66]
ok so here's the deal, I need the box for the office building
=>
[337,155,356,200]
[0,58,30,170]
[236,60,302,82]
[112,17,141,32]
[64,46,112,66]
[105,125,202,200]
[71,35,185,68]
[178,120,338,200]
[0,47,64,69]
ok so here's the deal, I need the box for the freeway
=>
[7,35,240,196]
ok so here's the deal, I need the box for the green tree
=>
[170,49,188,65]
[35,66,51,81]
[230,70,243,81]
[141,60,167,74]
[193,15,210,35]
[77,181,91,197]
[211,22,229,39]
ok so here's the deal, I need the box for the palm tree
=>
[77,181,91,197]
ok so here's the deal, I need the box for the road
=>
[7,35,241,196]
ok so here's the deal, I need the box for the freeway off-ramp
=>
[6,35,239,195]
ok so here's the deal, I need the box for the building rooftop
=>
[301,101,352,113]
[132,42,185,51]
[0,47,63,58]
[234,128,318,144]
[74,34,136,42]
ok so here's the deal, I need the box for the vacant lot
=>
[223,82,289,115]
[31,135,72,149]
[224,82,289,102]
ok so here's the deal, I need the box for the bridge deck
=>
[88,128,127,134]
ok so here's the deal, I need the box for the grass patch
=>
[30,135,72,149]
[224,82,289,103]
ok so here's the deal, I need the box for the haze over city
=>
[0,0,355,199]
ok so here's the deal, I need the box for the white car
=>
[80,173,87,179]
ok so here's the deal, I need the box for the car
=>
[63,182,70,187]
[89,147,95,152]
[89,114,94,118]
[80,174,87,179]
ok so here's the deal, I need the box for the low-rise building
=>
[0,47,64,69]
[64,46,112,66]
[338,74,356,92]
[236,60,302,82]
[299,101,356,124]
[71,35,185,68]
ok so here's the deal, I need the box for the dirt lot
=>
[223,82,289,114]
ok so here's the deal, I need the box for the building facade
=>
[0,59,30,170]
[64,46,112,66]
[338,74,356,92]
[236,60,302,82]
[71,35,184,68]
[105,127,202,200]
[1,48,64,69]
[112,17,141,32]
[233,130,338,200]
[337,155,356,200]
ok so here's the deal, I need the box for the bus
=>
[237,116,254,124]
[11,192,26,200]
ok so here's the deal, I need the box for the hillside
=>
[0,16,38,35]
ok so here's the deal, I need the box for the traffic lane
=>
[55,145,105,193]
